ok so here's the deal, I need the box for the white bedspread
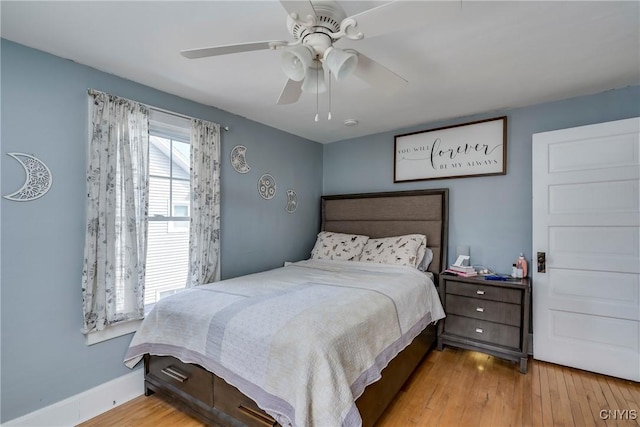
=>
[124,259,445,427]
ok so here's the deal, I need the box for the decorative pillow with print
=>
[359,234,427,268]
[310,231,369,261]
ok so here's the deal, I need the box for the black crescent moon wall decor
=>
[3,152,53,201]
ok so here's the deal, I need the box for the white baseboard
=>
[3,369,144,427]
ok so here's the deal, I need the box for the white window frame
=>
[146,118,192,305]
[166,197,190,233]
[86,319,143,345]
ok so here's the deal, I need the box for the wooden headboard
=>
[321,189,449,279]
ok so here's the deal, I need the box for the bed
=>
[124,189,449,427]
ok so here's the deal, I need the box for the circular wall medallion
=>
[230,145,251,174]
[258,173,276,199]
[285,189,298,213]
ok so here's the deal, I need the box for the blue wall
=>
[0,40,322,421]
[323,85,640,274]
[2,37,639,422]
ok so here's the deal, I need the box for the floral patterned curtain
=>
[187,119,221,287]
[81,90,149,334]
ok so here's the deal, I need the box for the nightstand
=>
[437,274,531,373]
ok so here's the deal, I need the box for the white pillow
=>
[359,234,427,268]
[310,231,369,261]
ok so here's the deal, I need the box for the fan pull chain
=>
[328,70,332,120]
[314,65,319,122]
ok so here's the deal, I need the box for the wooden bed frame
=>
[144,189,449,427]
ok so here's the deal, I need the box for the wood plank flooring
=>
[80,348,640,427]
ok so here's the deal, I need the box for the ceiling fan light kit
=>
[281,45,314,81]
[181,0,408,108]
[301,61,327,94]
[322,46,357,82]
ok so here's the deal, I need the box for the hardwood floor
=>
[80,348,640,427]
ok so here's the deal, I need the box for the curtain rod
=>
[88,88,230,131]
[149,105,230,131]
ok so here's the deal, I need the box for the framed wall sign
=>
[394,116,507,182]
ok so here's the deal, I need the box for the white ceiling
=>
[2,1,639,143]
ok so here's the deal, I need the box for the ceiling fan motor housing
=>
[286,1,346,57]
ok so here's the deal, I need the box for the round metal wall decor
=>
[285,189,298,213]
[3,153,53,201]
[258,173,276,199]
[230,145,251,174]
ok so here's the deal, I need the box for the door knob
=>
[537,252,546,273]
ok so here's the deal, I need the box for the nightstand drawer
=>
[447,280,521,304]
[446,294,521,327]
[444,314,520,349]
[147,355,213,407]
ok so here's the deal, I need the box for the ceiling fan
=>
[181,0,418,106]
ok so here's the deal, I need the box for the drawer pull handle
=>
[476,307,484,312]
[160,366,188,383]
[475,328,483,334]
[238,404,275,426]
[476,290,485,295]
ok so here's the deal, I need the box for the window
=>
[145,111,192,307]
[84,94,221,345]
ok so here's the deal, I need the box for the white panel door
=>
[532,117,640,381]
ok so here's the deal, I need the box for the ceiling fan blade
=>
[277,79,303,105]
[280,1,317,23]
[348,1,449,39]
[352,51,407,94]
[181,41,286,59]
